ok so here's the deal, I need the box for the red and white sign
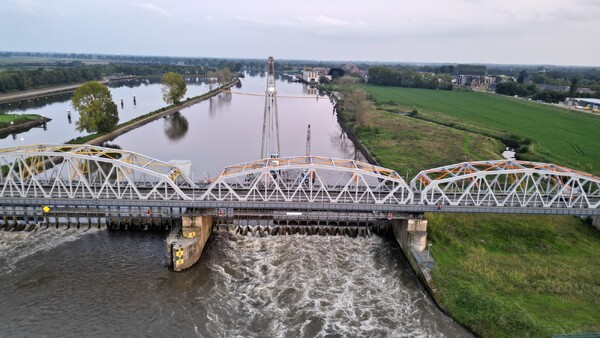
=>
[146,208,151,216]
[387,212,393,220]
[218,209,223,217]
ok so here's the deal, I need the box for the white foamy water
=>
[196,234,469,337]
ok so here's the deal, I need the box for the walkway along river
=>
[0,73,470,336]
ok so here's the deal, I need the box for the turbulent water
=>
[0,230,469,337]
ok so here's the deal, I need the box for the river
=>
[0,73,470,337]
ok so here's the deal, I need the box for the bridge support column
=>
[392,218,428,252]
[391,215,435,287]
[168,215,213,271]
[593,216,600,231]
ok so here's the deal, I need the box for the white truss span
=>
[200,156,413,204]
[1,145,599,211]
[411,160,600,209]
[0,144,194,200]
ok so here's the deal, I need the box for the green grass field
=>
[333,84,600,337]
[361,85,600,175]
[427,213,600,337]
[350,109,503,178]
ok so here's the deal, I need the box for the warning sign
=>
[42,206,51,213]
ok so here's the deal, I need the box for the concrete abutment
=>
[391,216,435,289]
[167,214,213,272]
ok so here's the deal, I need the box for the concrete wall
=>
[391,218,434,289]
[593,216,600,231]
[171,215,213,271]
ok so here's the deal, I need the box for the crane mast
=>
[260,56,281,159]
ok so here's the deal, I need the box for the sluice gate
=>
[211,210,395,237]
[0,204,184,232]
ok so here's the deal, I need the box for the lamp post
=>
[191,170,198,201]
[427,242,432,262]
[405,169,412,182]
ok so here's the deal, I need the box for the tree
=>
[340,87,371,127]
[328,68,345,79]
[161,72,187,104]
[517,70,528,84]
[569,77,578,97]
[71,81,119,133]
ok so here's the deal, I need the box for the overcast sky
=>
[1,0,598,66]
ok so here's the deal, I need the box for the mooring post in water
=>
[167,210,213,271]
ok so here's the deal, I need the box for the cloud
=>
[133,3,171,17]
[10,0,42,12]
[298,15,353,27]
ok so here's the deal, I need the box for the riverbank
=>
[0,114,50,138]
[66,79,238,145]
[0,76,137,104]
[329,83,600,337]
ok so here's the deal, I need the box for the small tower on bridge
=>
[260,56,281,159]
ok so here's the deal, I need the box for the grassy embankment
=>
[362,85,600,175]
[0,113,42,129]
[339,85,600,337]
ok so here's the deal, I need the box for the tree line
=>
[368,66,453,90]
[0,66,103,93]
[0,63,237,94]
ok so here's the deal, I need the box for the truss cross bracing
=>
[411,160,600,209]
[1,146,599,213]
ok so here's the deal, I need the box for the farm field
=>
[361,85,600,175]
[335,83,600,337]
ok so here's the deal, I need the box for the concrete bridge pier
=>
[390,215,436,290]
[167,214,213,271]
[391,217,428,252]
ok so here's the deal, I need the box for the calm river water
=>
[0,73,469,337]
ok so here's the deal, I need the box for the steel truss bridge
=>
[0,144,599,218]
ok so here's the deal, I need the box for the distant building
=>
[302,67,319,84]
[536,84,570,92]
[565,98,600,111]
[341,61,368,81]
[454,75,495,87]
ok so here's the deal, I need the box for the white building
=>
[302,68,319,84]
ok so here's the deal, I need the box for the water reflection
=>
[0,79,208,147]
[0,93,72,113]
[163,112,189,141]
[303,85,318,96]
